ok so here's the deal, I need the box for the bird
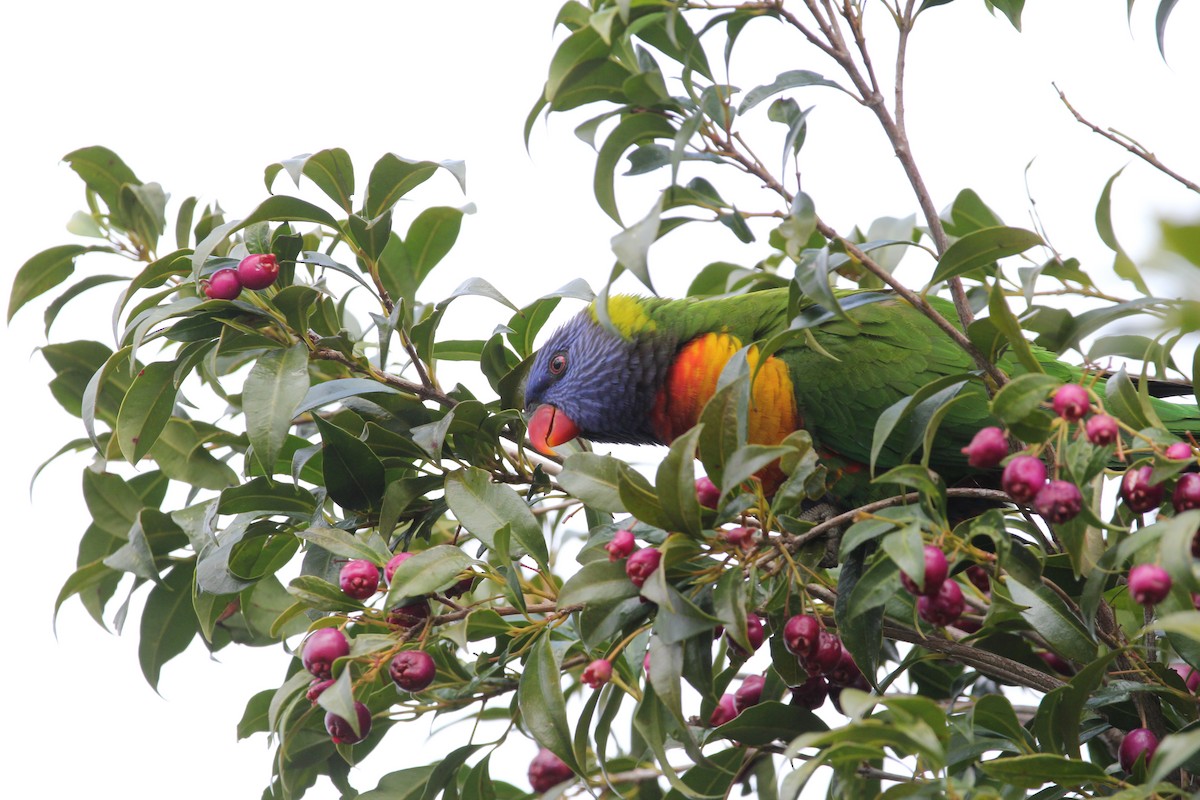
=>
[522,287,1200,506]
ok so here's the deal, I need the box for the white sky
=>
[3,1,1200,798]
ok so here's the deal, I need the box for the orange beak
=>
[527,404,580,456]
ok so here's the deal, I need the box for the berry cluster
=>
[201,253,281,300]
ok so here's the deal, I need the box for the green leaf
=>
[927,226,1042,286]
[714,701,828,746]
[444,467,549,566]
[244,343,310,476]
[314,416,386,512]
[44,274,124,336]
[266,149,355,213]
[364,153,465,220]
[1096,168,1150,293]
[739,69,846,115]
[9,244,112,322]
[1146,726,1200,786]
[610,192,665,290]
[139,560,198,690]
[384,545,474,607]
[990,372,1059,426]
[558,453,626,513]
[595,115,676,224]
[115,361,179,464]
[405,206,464,292]
[1006,577,1097,664]
[558,559,640,608]
[518,636,582,773]
[987,280,1043,374]
[655,426,704,538]
[979,754,1108,789]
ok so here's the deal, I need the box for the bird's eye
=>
[549,352,568,376]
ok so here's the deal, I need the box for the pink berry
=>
[1122,466,1165,513]
[783,614,821,660]
[733,674,766,714]
[605,529,636,561]
[807,631,843,675]
[1174,473,1200,512]
[237,253,280,290]
[1085,414,1120,446]
[710,693,738,727]
[325,701,372,744]
[202,267,242,300]
[625,547,661,588]
[581,658,613,689]
[790,675,828,710]
[1167,442,1193,460]
[1033,480,1084,524]
[306,678,335,704]
[1171,662,1200,692]
[389,650,436,692]
[961,426,1008,468]
[387,599,431,629]
[301,628,349,679]
[339,559,380,601]
[1118,728,1159,772]
[728,614,764,659]
[900,544,949,597]
[384,552,414,583]
[695,476,720,508]
[918,580,965,627]
[1002,456,1047,504]
[1052,384,1090,421]
[723,526,757,549]
[528,748,573,792]
[1128,564,1171,606]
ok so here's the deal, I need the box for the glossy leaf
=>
[115,360,179,464]
[444,467,549,566]
[244,344,310,476]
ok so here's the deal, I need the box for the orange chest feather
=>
[650,332,800,447]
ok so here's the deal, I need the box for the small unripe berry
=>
[202,267,242,300]
[1085,414,1119,446]
[1167,442,1194,461]
[723,526,756,549]
[528,748,573,793]
[961,426,1009,468]
[389,650,436,692]
[581,658,612,689]
[301,628,349,679]
[339,559,380,601]
[387,599,431,629]
[237,253,280,290]
[1052,384,1090,421]
[710,693,738,727]
[1033,480,1084,524]
[900,545,949,597]
[733,674,765,714]
[605,529,636,561]
[1121,466,1164,513]
[783,614,821,660]
[1118,728,1159,772]
[384,552,414,583]
[1002,456,1047,503]
[325,701,372,744]
[1173,473,1200,513]
[1128,564,1171,606]
[625,547,661,588]
[306,678,335,704]
[918,580,965,627]
[695,476,720,508]
[790,675,828,710]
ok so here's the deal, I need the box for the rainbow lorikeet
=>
[523,288,1200,506]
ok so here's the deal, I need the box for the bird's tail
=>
[1151,396,1200,438]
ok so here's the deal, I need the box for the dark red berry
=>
[445,572,476,599]
[306,678,335,704]
[900,544,949,597]
[387,599,431,628]
[339,559,380,601]
[790,675,828,710]
[807,631,844,675]
[1085,414,1119,446]
[728,614,764,659]
[1167,442,1193,461]
[237,253,280,290]
[605,529,636,561]
[1052,384,1090,421]
[783,614,821,660]
[1033,480,1084,524]
[389,650,436,692]
[203,267,242,300]
[733,674,765,714]
[1119,728,1159,772]
[961,426,1008,468]
[710,693,738,727]
[695,476,720,508]
[1121,466,1164,513]
[1174,473,1200,513]
[581,658,612,689]
[1171,662,1200,692]
[1128,564,1171,606]
[918,580,965,627]
[384,552,414,583]
[325,701,372,744]
[302,628,349,679]
[1037,651,1075,676]
[1002,456,1047,504]
[528,748,573,792]
[966,565,990,594]
[625,547,661,588]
